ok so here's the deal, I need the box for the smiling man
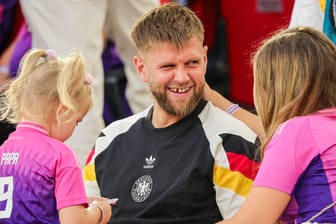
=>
[83,3,260,224]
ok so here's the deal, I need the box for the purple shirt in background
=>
[0,0,18,54]
[9,22,31,77]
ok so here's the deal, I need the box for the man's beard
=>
[150,83,204,117]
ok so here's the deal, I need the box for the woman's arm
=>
[204,83,265,138]
[216,187,290,224]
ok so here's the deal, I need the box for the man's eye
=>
[161,64,174,69]
[188,60,199,65]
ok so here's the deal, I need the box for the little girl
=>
[0,48,113,223]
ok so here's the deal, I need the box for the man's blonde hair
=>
[131,2,204,52]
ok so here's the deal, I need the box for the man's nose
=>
[174,67,189,83]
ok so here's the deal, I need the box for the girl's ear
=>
[56,104,66,116]
[55,103,71,123]
[133,56,148,82]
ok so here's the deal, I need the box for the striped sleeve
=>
[83,146,100,197]
[199,102,260,219]
[212,134,260,219]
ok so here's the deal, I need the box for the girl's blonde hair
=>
[253,26,336,158]
[0,48,92,124]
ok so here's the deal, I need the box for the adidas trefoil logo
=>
[146,155,156,164]
[143,155,156,169]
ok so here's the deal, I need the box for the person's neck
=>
[20,118,51,135]
[151,107,183,128]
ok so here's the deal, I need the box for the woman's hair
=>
[130,2,204,52]
[253,26,336,157]
[0,48,92,124]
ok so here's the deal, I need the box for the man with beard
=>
[83,3,260,224]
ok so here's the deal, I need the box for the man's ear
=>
[133,56,148,82]
[203,45,208,65]
[203,45,208,76]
